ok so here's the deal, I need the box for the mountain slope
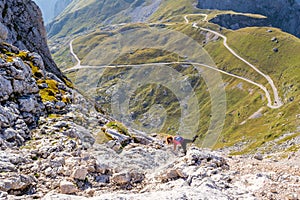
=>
[197,0,300,38]
[47,0,162,38]
[33,0,72,23]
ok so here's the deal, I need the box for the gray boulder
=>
[0,22,8,41]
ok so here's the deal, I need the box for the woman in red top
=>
[166,135,198,155]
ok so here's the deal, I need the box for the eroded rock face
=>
[209,14,270,30]
[0,0,66,80]
[197,0,300,37]
[0,43,45,147]
[0,41,75,148]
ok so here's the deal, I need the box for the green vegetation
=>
[106,121,131,136]
[52,43,74,71]
[37,79,59,102]
[149,0,198,21]
[205,27,300,153]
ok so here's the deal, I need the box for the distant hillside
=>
[47,0,162,38]
[197,0,300,38]
[33,0,72,23]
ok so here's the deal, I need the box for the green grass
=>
[106,121,131,136]
[149,0,198,21]
[52,43,74,71]
[202,27,300,152]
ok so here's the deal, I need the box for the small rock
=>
[270,188,277,193]
[0,191,7,198]
[54,121,68,128]
[271,37,277,42]
[286,193,298,200]
[18,95,37,113]
[111,172,131,185]
[254,153,263,161]
[60,180,77,194]
[72,167,88,180]
[44,167,53,176]
[55,101,66,109]
[130,172,145,183]
[85,188,95,197]
[95,175,110,183]
[38,83,48,89]
[273,48,279,52]
[3,128,18,140]
[0,174,35,192]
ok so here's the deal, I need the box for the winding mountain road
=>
[65,14,283,109]
[64,61,277,110]
[69,39,81,68]
[184,14,282,108]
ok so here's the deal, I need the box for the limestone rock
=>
[111,172,131,185]
[0,76,13,101]
[60,180,77,194]
[254,153,263,161]
[0,174,35,192]
[0,22,8,41]
[2,128,18,141]
[72,167,88,180]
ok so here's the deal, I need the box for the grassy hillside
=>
[204,27,300,153]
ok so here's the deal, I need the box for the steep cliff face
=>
[197,0,300,37]
[0,0,65,80]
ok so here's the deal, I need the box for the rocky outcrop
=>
[0,0,66,80]
[210,14,271,30]
[0,43,45,147]
[197,0,300,37]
